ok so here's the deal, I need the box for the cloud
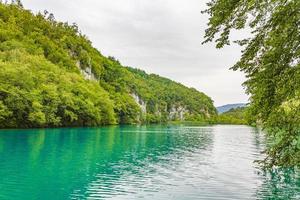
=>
[22,0,249,106]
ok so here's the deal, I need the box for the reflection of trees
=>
[252,129,300,200]
[1,126,298,200]
[256,168,300,200]
[251,127,268,163]
[252,128,265,149]
[28,129,45,165]
[77,125,215,199]
[0,125,214,199]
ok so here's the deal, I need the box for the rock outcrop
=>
[75,60,96,81]
[168,105,188,121]
[130,93,147,114]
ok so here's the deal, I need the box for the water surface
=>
[0,125,299,199]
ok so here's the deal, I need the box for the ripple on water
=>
[0,125,299,200]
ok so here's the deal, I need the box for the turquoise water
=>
[0,125,299,200]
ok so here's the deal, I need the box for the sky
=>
[22,0,249,106]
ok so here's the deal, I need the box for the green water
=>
[0,125,299,200]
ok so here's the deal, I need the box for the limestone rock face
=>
[75,60,96,80]
[200,108,211,118]
[130,93,147,114]
[168,105,188,121]
[80,66,96,81]
[129,93,191,122]
[71,50,96,81]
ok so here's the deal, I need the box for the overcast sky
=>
[22,0,249,106]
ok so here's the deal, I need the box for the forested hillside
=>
[0,2,216,128]
[216,107,247,125]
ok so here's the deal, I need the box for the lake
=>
[0,125,299,200]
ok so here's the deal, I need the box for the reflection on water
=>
[257,168,300,199]
[0,125,298,200]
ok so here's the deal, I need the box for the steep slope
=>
[124,67,216,123]
[0,2,216,128]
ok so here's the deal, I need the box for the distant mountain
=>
[217,103,247,114]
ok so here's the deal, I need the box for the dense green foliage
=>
[216,107,247,125]
[203,0,300,167]
[124,67,216,123]
[0,50,116,127]
[0,2,216,128]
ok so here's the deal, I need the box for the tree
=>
[0,2,217,128]
[203,0,300,167]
